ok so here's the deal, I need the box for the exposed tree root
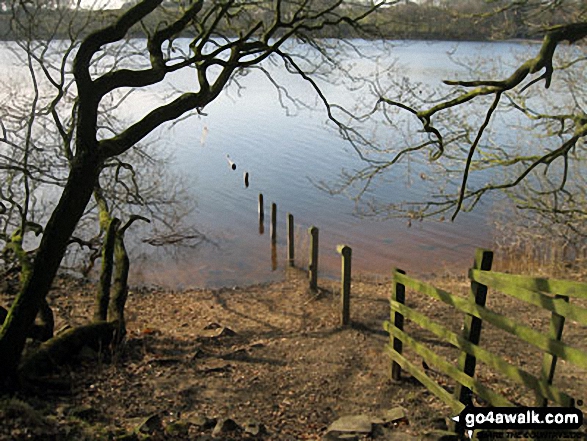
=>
[19,321,118,380]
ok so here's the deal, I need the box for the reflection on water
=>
[271,243,277,272]
[1,39,551,288]
[126,40,528,288]
[124,39,536,286]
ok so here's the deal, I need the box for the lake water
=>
[121,40,545,288]
[0,39,555,288]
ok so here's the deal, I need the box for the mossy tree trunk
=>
[95,214,143,342]
[0,157,101,388]
[19,321,117,380]
[109,231,131,342]
[2,229,55,343]
[13,220,139,383]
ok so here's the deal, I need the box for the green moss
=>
[7,229,32,287]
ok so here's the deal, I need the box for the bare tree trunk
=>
[0,156,99,388]
[94,217,121,322]
[108,232,130,342]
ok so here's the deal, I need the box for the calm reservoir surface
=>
[1,40,550,287]
[125,40,543,288]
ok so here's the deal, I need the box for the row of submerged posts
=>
[257,193,352,326]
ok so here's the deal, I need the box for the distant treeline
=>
[0,1,574,42]
[370,0,571,41]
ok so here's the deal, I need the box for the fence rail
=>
[469,270,587,299]
[384,248,587,428]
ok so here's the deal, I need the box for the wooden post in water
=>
[287,213,295,267]
[536,294,569,407]
[452,249,493,419]
[308,226,319,291]
[258,194,264,222]
[258,194,265,235]
[391,268,406,381]
[271,203,277,244]
[337,245,352,326]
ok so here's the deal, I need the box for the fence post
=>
[287,213,295,267]
[308,226,319,291]
[452,249,493,420]
[536,294,569,407]
[391,268,406,381]
[270,202,277,244]
[337,245,352,326]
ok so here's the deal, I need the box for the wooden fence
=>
[384,248,587,421]
[257,195,587,418]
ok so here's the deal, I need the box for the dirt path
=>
[2,269,585,440]
[1,270,452,440]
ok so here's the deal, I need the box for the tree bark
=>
[0,155,100,389]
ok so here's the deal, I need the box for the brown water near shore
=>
[130,207,493,289]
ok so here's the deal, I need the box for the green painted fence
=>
[384,248,587,418]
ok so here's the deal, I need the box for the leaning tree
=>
[0,0,385,388]
[1,0,210,383]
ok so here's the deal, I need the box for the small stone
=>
[249,341,265,349]
[385,406,408,423]
[198,326,237,340]
[185,414,216,430]
[215,326,236,337]
[56,324,71,335]
[192,347,205,360]
[327,415,372,435]
[221,348,248,360]
[372,407,408,426]
[211,418,241,437]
